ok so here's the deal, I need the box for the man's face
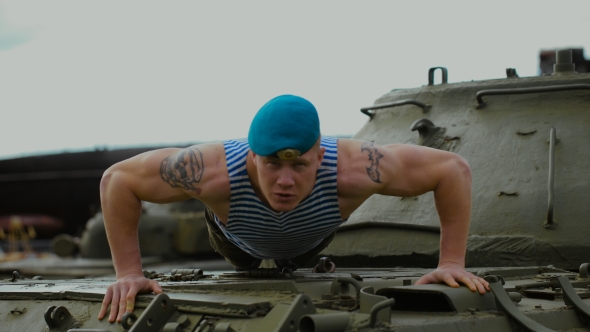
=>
[253,145,325,212]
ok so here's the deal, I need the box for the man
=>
[97,95,489,323]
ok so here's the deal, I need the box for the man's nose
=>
[276,169,295,186]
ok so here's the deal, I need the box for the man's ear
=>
[251,151,258,165]
[317,147,326,169]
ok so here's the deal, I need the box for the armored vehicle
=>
[1,49,589,331]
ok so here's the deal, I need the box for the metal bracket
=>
[312,257,336,273]
[428,67,448,85]
[475,83,590,109]
[506,68,519,78]
[359,286,390,324]
[369,298,395,328]
[485,276,555,332]
[555,276,590,327]
[360,99,430,119]
[331,277,362,301]
[121,312,138,330]
[45,305,74,329]
[129,293,177,332]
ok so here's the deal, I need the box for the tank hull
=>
[1,265,589,331]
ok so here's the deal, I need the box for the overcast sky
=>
[1,1,589,160]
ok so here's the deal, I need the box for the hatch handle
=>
[554,276,590,326]
[356,297,396,329]
[485,276,556,332]
[361,99,431,119]
[360,286,391,324]
[331,277,363,300]
[476,83,590,109]
[544,127,557,229]
[428,67,448,85]
[369,298,396,327]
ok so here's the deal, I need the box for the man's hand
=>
[414,262,490,294]
[97,273,163,323]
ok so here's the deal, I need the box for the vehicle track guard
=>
[485,276,555,332]
[555,276,590,327]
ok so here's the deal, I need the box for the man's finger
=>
[98,288,113,320]
[476,281,487,294]
[126,284,140,314]
[414,278,428,285]
[108,288,121,323]
[459,275,477,292]
[443,274,460,288]
[116,285,130,322]
[414,273,436,285]
[149,280,163,294]
[474,277,490,294]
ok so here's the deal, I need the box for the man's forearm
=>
[100,169,144,278]
[433,156,472,267]
[438,218,469,267]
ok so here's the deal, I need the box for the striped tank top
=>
[213,137,344,260]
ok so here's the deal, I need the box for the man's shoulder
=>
[334,138,368,155]
[176,142,231,176]
[335,138,397,187]
[187,140,248,155]
[179,141,232,205]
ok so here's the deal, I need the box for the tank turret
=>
[324,49,590,270]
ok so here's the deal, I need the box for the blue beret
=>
[248,95,320,157]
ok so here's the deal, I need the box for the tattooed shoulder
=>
[361,142,384,183]
[160,147,205,190]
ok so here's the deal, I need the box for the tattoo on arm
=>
[160,147,204,190]
[361,142,384,183]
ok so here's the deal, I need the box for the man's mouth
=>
[274,193,295,201]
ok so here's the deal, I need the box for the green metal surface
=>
[1,266,590,331]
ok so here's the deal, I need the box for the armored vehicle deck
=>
[1,264,590,331]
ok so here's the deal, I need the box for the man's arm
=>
[97,143,228,322]
[338,140,489,293]
[387,145,488,293]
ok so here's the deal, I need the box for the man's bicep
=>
[377,144,447,197]
[108,146,204,203]
[158,146,205,191]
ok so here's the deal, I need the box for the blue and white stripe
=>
[214,137,343,260]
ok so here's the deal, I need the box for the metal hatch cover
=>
[375,284,496,313]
